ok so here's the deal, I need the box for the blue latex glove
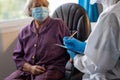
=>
[67,50,76,59]
[63,36,86,54]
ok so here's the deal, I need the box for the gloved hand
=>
[67,50,76,59]
[63,36,86,54]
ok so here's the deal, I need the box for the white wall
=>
[0,18,32,80]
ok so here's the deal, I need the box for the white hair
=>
[23,0,49,16]
[23,0,33,16]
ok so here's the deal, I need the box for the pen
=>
[69,31,78,39]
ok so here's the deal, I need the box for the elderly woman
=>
[5,0,70,80]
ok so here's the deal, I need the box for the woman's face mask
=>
[32,7,49,22]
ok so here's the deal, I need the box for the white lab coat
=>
[74,1,120,80]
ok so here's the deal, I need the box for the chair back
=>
[52,3,91,80]
[52,3,91,41]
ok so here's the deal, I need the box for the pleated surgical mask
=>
[32,7,49,22]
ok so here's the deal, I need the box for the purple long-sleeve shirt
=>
[13,17,70,75]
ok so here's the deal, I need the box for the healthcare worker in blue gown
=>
[63,0,120,80]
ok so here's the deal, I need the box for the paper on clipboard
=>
[55,44,84,55]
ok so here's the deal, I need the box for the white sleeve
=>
[74,13,120,74]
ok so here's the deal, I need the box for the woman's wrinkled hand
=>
[23,63,46,75]
[29,65,46,75]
